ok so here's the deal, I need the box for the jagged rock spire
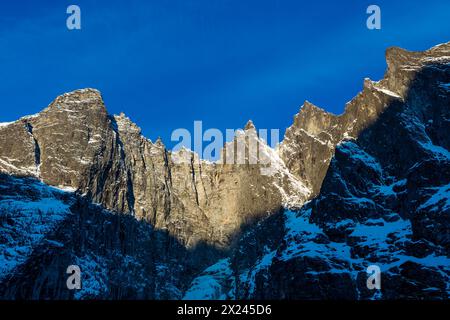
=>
[244,120,256,131]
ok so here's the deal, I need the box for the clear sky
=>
[1,0,449,148]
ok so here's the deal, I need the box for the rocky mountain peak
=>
[363,77,375,89]
[244,120,256,131]
[279,41,450,198]
[0,42,449,300]
[383,43,450,97]
[292,101,337,135]
[49,88,105,113]
[113,112,142,135]
[154,136,164,147]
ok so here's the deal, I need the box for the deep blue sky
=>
[1,0,449,148]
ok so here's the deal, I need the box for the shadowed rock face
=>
[0,174,225,300]
[184,42,450,300]
[0,93,310,248]
[0,42,449,300]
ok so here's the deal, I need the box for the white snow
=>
[0,121,15,128]
[74,254,109,299]
[20,113,40,120]
[281,209,449,285]
[281,210,355,273]
[54,185,77,192]
[183,259,233,300]
[284,208,322,236]
[373,86,402,99]
[374,179,406,197]
[423,56,450,64]
[418,183,450,212]
[439,82,450,91]
[239,248,277,295]
[419,141,450,160]
[401,111,450,161]
[350,218,412,252]
[0,178,73,280]
[185,205,450,298]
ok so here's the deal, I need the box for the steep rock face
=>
[278,44,450,197]
[0,174,219,300]
[279,102,340,196]
[0,41,449,300]
[185,42,450,300]
[279,65,414,197]
[107,113,310,247]
[0,93,309,248]
[0,119,38,176]
[0,89,134,214]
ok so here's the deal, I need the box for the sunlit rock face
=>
[278,44,448,198]
[0,89,310,248]
[0,42,449,300]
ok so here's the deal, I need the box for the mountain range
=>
[0,42,449,299]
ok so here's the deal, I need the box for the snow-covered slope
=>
[0,174,220,300]
[0,175,73,280]
[184,42,450,300]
